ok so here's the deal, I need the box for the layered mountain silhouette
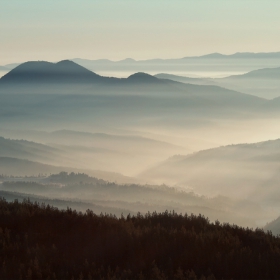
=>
[156,66,280,82]
[0,60,105,84]
[126,72,160,84]
[73,52,280,65]
[0,60,164,86]
[155,73,216,86]
[49,129,182,150]
[156,66,280,99]
[0,157,135,183]
[0,59,274,138]
[0,132,185,176]
[226,66,280,79]
[0,60,264,102]
[0,136,60,163]
[215,67,280,99]
[71,52,280,78]
[140,138,280,206]
[3,52,280,80]
[0,60,178,97]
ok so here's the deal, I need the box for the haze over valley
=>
[4,1,280,277]
[1,55,280,232]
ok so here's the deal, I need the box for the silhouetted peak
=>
[56,60,74,65]
[13,61,53,71]
[0,59,100,84]
[127,72,159,83]
[54,60,99,75]
[3,60,85,74]
[119,58,135,63]
[0,61,57,82]
[55,60,86,70]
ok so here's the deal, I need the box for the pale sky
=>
[1,0,280,65]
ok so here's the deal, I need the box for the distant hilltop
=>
[73,52,280,63]
[0,60,102,84]
[2,52,280,82]
[0,60,163,89]
[2,52,280,73]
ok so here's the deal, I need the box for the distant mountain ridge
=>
[0,60,103,84]
[74,52,280,63]
[0,131,185,177]
[0,157,136,183]
[223,66,280,79]
[0,136,60,163]
[0,59,264,103]
[156,66,280,99]
[2,52,280,83]
[140,138,280,203]
[0,60,165,87]
[0,59,273,129]
[157,66,280,83]
[155,73,216,86]
[2,52,280,74]
[2,52,280,70]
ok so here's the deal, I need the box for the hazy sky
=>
[1,0,280,65]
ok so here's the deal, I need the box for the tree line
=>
[0,198,280,279]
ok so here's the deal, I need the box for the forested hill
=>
[0,199,280,279]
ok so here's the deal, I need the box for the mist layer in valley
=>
[1,56,280,232]
[71,52,280,78]
[0,172,262,228]
[156,65,280,99]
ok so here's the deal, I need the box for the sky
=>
[1,0,280,65]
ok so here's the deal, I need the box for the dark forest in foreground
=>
[0,199,280,279]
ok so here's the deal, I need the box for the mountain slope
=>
[0,61,195,96]
[0,60,104,85]
[213,67,280,99]
[0,157,136,183]
[155,73,216,86]
[140,138,280,209]
[155,66,280,99]
[0,60,166,87]
[227,66,280,79]
[49,129,183,151]
[0,60,265,107]
[0,136,61,163]
[0,171,266,227]
[0,60,271,143]
[4,52,280,78]
[72,52,280,80]
[0,131,186,176]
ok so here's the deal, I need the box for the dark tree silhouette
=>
[0,198,279,279]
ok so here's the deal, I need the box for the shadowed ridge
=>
[127,72,161,83]
[0,61,56,83]
[0,60,102,84]
[225,66,280,80]
[55,60,99,75]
